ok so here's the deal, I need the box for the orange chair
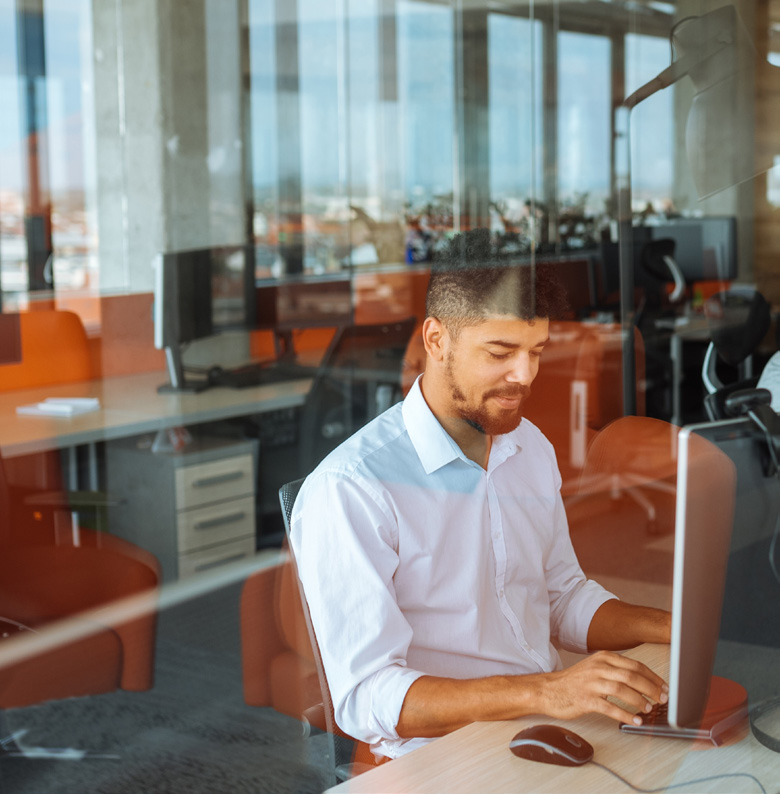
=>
[0,310,116,537]
[0,441,159,758]
[240,481,378,786]
[0,310,92,391]
[569,415,679,534]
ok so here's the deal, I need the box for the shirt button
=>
[499,588,505,597]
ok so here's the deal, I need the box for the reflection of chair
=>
[240,554,322,732]
[0,451,159,759]
[702,287,771,421]
[299,318,416,473]
[569,416,678,534]
[277,479,375,786]
[0,310,118,532]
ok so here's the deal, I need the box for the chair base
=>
[0,725,119,761]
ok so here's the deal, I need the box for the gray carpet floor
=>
[1,583,331,794]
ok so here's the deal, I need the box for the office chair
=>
[277,478,376,786]
[569,416,678,535]
[0,309,121,533]
[299,317,417,473]
[701,286,771,420]
[0,450,160,759]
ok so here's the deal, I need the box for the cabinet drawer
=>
[177,536,256,580]
[176,495,255,553]
[175,454,254,509]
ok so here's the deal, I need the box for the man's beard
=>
[445,353,530,436]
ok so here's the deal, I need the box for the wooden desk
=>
[0,370,311,460]
[328,644,780,793]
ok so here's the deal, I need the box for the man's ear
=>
[422,317,448,362]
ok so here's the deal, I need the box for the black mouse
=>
[207,365,225,384]
[509,724,594,767]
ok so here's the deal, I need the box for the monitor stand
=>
[157,345,210,394]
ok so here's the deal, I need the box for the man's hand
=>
[541,650,668,726]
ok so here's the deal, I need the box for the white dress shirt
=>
[290,376,616,759]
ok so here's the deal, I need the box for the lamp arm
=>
[623,30,733,109]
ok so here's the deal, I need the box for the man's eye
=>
[488,351,510,360]
[531,349,544,358]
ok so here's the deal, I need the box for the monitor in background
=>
[255,274,354,364]
[154,245,254,393]
[644,216,738,283]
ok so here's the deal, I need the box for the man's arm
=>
[396,650,668,738]
[586,599,671,651]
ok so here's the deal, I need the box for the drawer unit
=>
[105,434,259,581]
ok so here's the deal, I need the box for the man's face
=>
[442,315,549,436]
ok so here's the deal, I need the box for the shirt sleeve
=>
[543,461,617,654]
[290,469,426,745]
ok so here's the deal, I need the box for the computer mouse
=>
[509,724,594,767]
[207,365,225,384]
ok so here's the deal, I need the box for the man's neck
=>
[419,376,493,469]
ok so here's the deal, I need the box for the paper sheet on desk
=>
[16,397,100,417]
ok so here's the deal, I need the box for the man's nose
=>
[507,355,533,384]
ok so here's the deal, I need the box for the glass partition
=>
[1,2,779,791]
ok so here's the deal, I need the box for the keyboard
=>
[210,362,318,389]
[619,700,747,741]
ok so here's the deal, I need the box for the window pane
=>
[625,32,674,212]
[397,1,454,209]
[488,13,543,245]
[557,30,610,216]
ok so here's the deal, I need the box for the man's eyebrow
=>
[484,336,550,349]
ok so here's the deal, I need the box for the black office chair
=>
[702,287,771,420]
[278,479,375,786]
[299,318,416,473]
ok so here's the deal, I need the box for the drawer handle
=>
[191,471,244,488]
[193,511,247,531]
[194,552,248,573]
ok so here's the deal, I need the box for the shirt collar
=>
[402,376,464,474]
[402,376,523,474]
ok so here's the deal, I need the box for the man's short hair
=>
[426,228,569,336]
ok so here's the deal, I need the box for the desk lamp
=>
[617,5,779,414]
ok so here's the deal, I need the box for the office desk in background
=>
[0,370,312,461]
[328,644,780,794]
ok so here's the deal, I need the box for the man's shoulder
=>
[311,401,412,480]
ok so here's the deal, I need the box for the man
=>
[291,229,671,761]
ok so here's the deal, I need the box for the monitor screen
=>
[669,416,780,729]
[154,245,256,351]
[644,217,737,283]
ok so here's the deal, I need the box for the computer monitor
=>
[643,217,738,283]
[663,413,779,734]
[153,245,255,392]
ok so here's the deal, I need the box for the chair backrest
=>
[299,317,417,472]
[0,310,92,391]
[279,478,362,782]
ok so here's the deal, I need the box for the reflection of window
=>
[557,31,610,215]
[0,4,25,299]
[397,0,454,206]
[488,14,543,205]
[626,33,674,211]
[0,0,97,303]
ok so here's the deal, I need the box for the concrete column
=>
[92,0,247,292]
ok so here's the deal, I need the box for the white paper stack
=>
[16,397,101,417]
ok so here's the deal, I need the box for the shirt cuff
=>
[351,664,426,743]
